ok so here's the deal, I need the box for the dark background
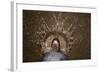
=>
[23,10,91,62]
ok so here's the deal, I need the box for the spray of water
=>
[32,12,76,52]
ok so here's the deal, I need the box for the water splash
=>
[32,12,77,53]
